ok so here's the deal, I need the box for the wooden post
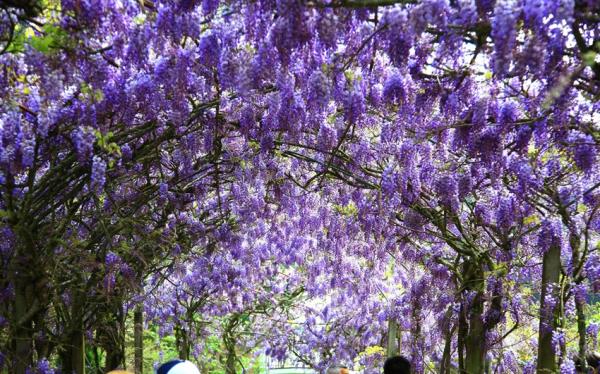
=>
[387,319,398,357]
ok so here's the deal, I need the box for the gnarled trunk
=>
[440,311,455,374]
[11,265,38,374]
[13,291,34,374]
[222,314,240,374]
[536,244,560,373]
[175,323,191,361]
[60,285,86,374]
[225,350,237,374]
[34,311,51,360]
[104,343,124,372]
[411,302,423,373]
[569,228,587,370]
[459,259,487,374]
[574,292,587,371]
[103,302,126,372]
[458,302,466,372]
[60,328,85,374]
[104,334,125,373]
[464,290,485,374]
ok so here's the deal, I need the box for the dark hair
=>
[383,356,411,374]
[588,352,600,369]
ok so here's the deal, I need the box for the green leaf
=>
[523,214,540,226]
[28,24,67,54]
[583,51,597,67]
[6,26,27,54]
[133,13,147,25]
[344,70,355,82]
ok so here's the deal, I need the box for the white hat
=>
[157,360,200,374]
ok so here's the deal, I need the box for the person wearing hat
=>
[157,359,201,374]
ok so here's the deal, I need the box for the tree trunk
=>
[537,244,561,374]
[12,277,35,374]
[225,350,236,374]
[134,306,144,374]
[60,284,87,374]
[60,330,85,374]
[72,328,85,374]
[440,320,455,374]
[175,324,191,361]
[223,316,238,374]
[60,328,85,374]
[104,302,126,372]
[105,342,125,372]
[34,312,51,360]
[460,259,487,374]
[386,319,398,357]
[464,291,485,374]
[576,295,587,371]
[458,302,466,373]
[411,303,423,373]
[397,329,402,357]
[569,228,586,371]
[104,315,125,371]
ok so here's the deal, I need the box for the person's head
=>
[327,366,347,374]
[157,359,201,374]
[383,356,411,374]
